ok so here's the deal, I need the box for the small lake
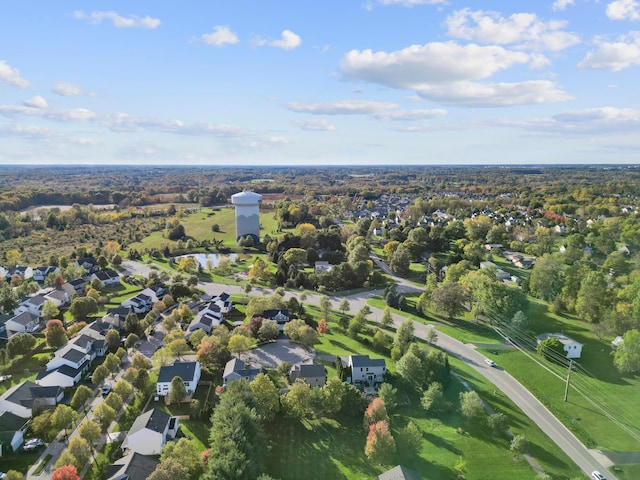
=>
[175,253,238,268]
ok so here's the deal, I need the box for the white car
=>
[591,471,606,480]
[484,358,496,367]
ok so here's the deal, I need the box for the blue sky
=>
[1,0,640,166]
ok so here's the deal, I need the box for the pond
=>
[175,253,238,268]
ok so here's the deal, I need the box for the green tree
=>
[70,385,93,411]
[133,368,150,393]
[529,254,564,302]
[67,437,91,469]
[105,329,120,352]
[421,382,447,414]
[228,334,252,357]
[396,349,425,391]
[257,319,279,342]
[487,412,509,433]
[3,470,24,480]
[339,298,350,316]
[169,376,187,404]
[510,434,528,455]
[7,333,36,357]
[125,333,139,350]
[459,391,484,422]
[364,420,396,465]
[389,244,411,276]
[576,271,609,323]
[149,458,190,480]
[613,329,640,374]
[281,379,313,420]
[377,383,397,412]
[45,319,68,348]
[395,421,422,461]
[42,299,60,321]
[160,438,203,480]
[283,248,308,267]
[104,352,120,371]
[92,364,109,385]
[0,284,18,314]
[104,392,123,412]
[69,296,98,322]
[431,282,466,320]
[393,319,414,356]
[93,402,116,430]
[78,419,101,447]
[250,373,280,422]
[320,296,332,321]
[537,337,565,362]
[51,404,75,437]
[380,306,393,328]
[510,310,528,332]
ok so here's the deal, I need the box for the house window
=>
[360,368,363,372]
[366,368,368,372]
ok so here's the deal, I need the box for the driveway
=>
[242,339,314,368]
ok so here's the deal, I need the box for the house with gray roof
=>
[4,311,40,337]
[91,269,121,287]
[223,358,260,386]
[0,381,63,418]
[105,451,159,480]
[289,363,327,387]
[0,411,29,455]
[122,408,179,455]
[377,465,422,480]
[15,294,47,317]
[156,361,201,398]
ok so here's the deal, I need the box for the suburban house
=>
[105,452,159,480]
[122,286,165,314]
[289,363,327,387]
[67,278,87,296]
[0,381,63,418]
[377,465,422,480]
[348,355,387,390]
[44,288,71,308]
[212,292,232,313]
[0,411,29,455]
[90,269,121,287]
[188,303,223,336]
[536,333,584,359]
[122,408,179,456]
[76,257,100,274]
[46,346,90,375]
[4,311,40,337]
[14,294,47,317]
[314,261,332,273]
[223,358,260,386]
[261,309,290,332]
[33,266,59,283]
[5,265,33,282]
[35,364,83,388]
[102,306,134,330]
[156,361,201,398]
[479,261,511,281]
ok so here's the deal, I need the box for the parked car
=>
[23,438,44,451]
[101,385,112,397]
[484,358,496,367]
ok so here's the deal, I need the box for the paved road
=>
[122,258,616,479]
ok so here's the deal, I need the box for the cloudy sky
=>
[1,0,640,165]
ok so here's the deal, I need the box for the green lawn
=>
[436,324,503,345]
[0,450,42,477]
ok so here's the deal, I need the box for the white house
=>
[156,361,201,397]
[122,287,162,314]
[44,288,71,309]
[33,266,59,283]
[262,309,290,332]
[0,411,29,455]
[222,358,260,386]
[0,381,63,418]
[75,257,99,274]
[35,365,83,388]
[348,355,387,390]
[90,269,121,287]
[46,346,90,373]
[122,409,179,456]
[4,312,40,337]
[188,302,222,335]
[14,295,47,317]
[5,266,33,282]
[536,333,584,359]
[212,292,232,314]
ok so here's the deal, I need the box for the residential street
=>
[120,258,616,479]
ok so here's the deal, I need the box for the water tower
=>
[231,191,262,244]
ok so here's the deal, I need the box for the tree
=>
[160,438,202,480]
[421,382,447,414]
[339,298,350,316]
[169,376,187,404]
[104,391,124,412]
[51,465,80,480]
[92,364,109,385]
[389,244,411,276]
[297,325,319,348]
[250,373,280,422]
[613,329,640,374]
[510,434,528,455]
[3,471,24,480]
[426,328,438,344]
[377,383,398,412]
[133,368,150,392]
[316,318,328,335]
[364,421,396,465]
[69,296,98,322]
[197,337,230,372]
[124,312,142,336]
[0,284,18,314]
[228,334,252,357]
[487,412,509,433]
[281,379,313,420]
[45,319,68,348]
[380,306,393,328]
[319,296,332,321]
[537,337,565,362]
[395,421,422,460]
[70,385,93,410]
[125,333,139,350]
[431,282,466,320]
[132,352,152,370]
[576,270,609,323]
[51,404,75,437]
[459,390,484,422]
[529,254,564,302]
[166,338,190,359]
[321,377,348,414]
[149,458,191,480]
[78,419,101,446]
[393,319,415,356]
[372,329,390,352]
[105,329,120,352]
[104,352,120,371]
[93,402,116,430]
[42,299,60,321]
[363,397,389,431]
[510,310,528,332]
[283,248,308,267]
[396,349,425,391]
[257,319,279,342]
[7,332,36,357]
[67,437,92,469]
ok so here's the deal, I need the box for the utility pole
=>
[563,359,573,402]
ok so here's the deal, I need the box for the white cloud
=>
[292,119,336,131]
[269,30,302,50]
[552,0,576,11]
[73,10,161,29]
[578,32,640,71]
[52,81,94,97]
[0,124,62,139]
[607,0,640,21]
[201,26,239,46]
[374,108,447,120]
[23,96,48,108]
[286,99,398,115]
[339,41,571,107]
[445,9,580,51]
[0,60,30,88]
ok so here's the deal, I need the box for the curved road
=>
[123,259,615,479]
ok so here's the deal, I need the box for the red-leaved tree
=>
[363,397,389,431]
[316,319,328,335]
[51,465,80,480]
[364,420,396,465]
